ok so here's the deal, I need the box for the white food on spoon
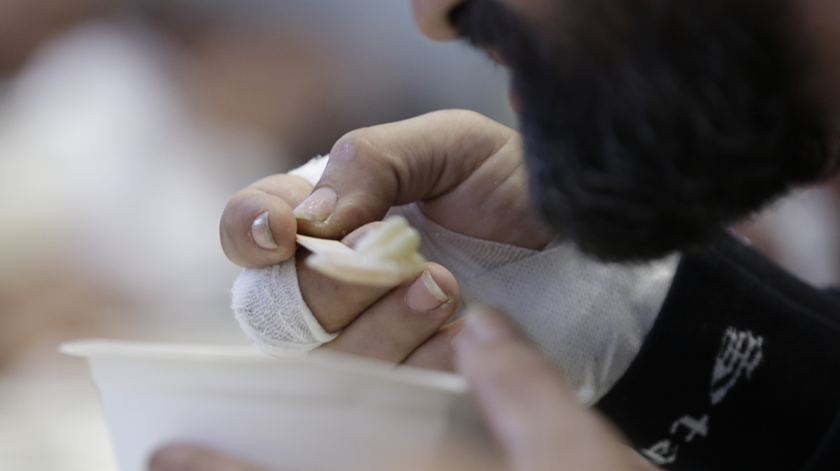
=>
[296,216,427,287]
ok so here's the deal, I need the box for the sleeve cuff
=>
[398,203,679,402]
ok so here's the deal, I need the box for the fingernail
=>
[294,187,337,222]
[251,211,278,250]
[405,270,450,313]
[463,306,512,344]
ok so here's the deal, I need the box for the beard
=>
[453,0,833,261]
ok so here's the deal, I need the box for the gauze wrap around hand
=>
[232,261,338,354]
[231,155,680,401]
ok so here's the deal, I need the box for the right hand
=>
[220,110,556,370]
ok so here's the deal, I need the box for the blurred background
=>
[0,0,513,469]
[1,0,838,470]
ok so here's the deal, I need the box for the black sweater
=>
[597,235,840,471]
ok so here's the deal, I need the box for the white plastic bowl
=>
[62,339,495,471]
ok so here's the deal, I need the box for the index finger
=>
[220,173,313,268]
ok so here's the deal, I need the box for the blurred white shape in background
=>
[0,0,515,335]
[0,20,279,328]
[0,20,278,471]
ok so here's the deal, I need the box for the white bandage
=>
[231,261,338,354]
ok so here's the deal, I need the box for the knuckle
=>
[331,129,389,167]
[380,328,417,354]
[447,108,484,122]
[367,318,421,354]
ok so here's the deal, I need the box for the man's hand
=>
[149,306,658,471]
[220,110,555,369]
[221,110,553,266]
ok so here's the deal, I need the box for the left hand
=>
[218,111,556,372]
[149,307,658,471]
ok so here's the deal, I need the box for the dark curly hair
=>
[453,0,836,261]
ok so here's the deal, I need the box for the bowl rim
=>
[61,338,468,394]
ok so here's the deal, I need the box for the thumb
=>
[455,306,647,471]
[291,110,517,238]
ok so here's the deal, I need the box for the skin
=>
[0,0,106,75]
[218,109,554,370]
[155,0,840,468]
[151,307,654,471]
[166,109,639,471]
